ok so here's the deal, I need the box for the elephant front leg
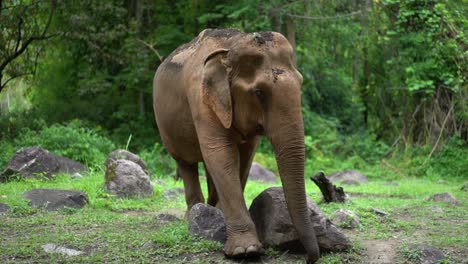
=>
[238,137,260,191]
[200,135,263,257]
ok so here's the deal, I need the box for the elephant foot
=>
[224,232,264,258]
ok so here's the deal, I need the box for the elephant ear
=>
[202,49,232,129]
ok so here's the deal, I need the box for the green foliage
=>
[138,143,176,177]
[2,120,115,168]
[152,222,222,256]
[428,136,468,178]
[0,160,467,262]
[1,0,466,182]
[400,245,423,264]
[382,0,465,95]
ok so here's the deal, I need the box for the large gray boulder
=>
[249,162,277,184]
[23,189,88,211]
[105,149,150,175]
[0,147,88,181]
[188,203,226,243]
[105,159,153,198]
[249,187,351,252]
[328,170,368,185]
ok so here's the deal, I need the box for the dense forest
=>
[0,1,467,263]
[0,0,466,178]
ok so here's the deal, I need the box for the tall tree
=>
[0,0,56,93]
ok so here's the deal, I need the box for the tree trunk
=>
[285,14,296,63]
[310,172,347,203]
[269,8,282,33]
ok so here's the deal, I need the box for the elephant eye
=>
[253,89,267,108]
[254,89,265,102]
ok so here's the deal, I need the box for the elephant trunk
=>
[268,115,320,263]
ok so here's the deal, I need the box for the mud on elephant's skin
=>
[153,28,320,263]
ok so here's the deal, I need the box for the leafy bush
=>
[138,143,176,177]
[0,111,47,140]
[342,133,390,164]
[5,120,115,168]
[0,141,16,171]
[428,136,467,178]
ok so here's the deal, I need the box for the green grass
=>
[0,170,467,263]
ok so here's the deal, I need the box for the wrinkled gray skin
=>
[153,29,320,263]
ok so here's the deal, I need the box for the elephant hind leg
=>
[204,162,219,208]
[176,160,204,211]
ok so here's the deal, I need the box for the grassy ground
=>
[0,170,467,263]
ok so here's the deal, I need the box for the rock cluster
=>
[187,187,351,253]
[0,146,88,181]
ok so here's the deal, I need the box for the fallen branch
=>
[310,172,347,203]
[137,38,163,62]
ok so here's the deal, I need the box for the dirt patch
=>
[362,239,397,264]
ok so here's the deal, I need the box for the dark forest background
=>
[0,0,466,179]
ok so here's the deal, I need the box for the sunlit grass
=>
[0,167,466,263]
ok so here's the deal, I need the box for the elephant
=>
[153,28,320,263]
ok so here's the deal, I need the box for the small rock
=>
[0,146,88,181]
[328,170,368,185]
[249,187,351,252]
[158,208,185,219]
[42,243,83,256]
[152,179,167,186]
[371,208,390,217]
[163,188,185,199]
[105,149,150,175]
[140,241,156,250]
[71,172,83,179]
[427,206,443,214]
[156,213,180,224]
[188,203,226,243]
[248,162,277,183]
[0,203,10,215]
[105,159,153,198]
[427,192,457,205]
[408,244,445,264]
[331,209,360,229]
[23,189,88,211]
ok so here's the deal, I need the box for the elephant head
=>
[201,32,320,263]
